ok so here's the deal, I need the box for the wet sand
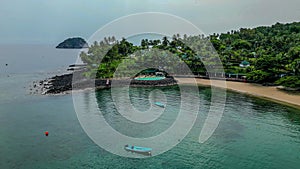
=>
[176,78,300,109]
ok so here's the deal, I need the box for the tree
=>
[246,70,271,83]
[275,76,300,88]
[162,36,169,47]
[79,21,300,86]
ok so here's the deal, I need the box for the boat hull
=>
[154,102,165,108]
[124,145,152,155]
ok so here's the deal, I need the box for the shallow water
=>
[1,83,300,168]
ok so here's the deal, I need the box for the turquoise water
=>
[1,83,300,168]
[1,45,300,168]
[135,77,166,81]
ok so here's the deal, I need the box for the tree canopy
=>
[79,22,300,88]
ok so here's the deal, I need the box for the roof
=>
[141,68,159,73]
[240,60,250,65]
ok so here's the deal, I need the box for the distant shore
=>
[177,78,300,109]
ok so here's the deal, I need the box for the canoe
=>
[154,102,165,108]
[124,145,152,155]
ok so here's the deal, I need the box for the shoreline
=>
[34,73,300,109]
[33,73,177,95]
[176,78,300,109]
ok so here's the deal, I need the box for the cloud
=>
[0,0,299,43]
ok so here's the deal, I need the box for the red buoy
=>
[45,131,49,136]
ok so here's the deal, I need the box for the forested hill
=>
[80,22,300,88]
[210,22,300,87]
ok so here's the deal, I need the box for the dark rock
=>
[39,72,177,95]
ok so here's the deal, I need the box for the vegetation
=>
[275,76,300,88]
[210,22,300,87]
[79,22,300,88]
[56,37,88,49]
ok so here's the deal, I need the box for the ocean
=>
[0,45,300,169]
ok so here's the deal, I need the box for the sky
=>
[0,0,299,44]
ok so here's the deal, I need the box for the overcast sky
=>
[0,0,299,44]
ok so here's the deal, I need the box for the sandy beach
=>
[176,78,300,109]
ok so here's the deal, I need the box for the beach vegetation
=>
[79,22,300,88]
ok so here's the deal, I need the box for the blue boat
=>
[154,102,165,108]
[124,145,152,155]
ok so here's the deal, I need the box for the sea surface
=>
[0,45,300,169]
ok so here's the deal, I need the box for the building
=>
[239,60,250,68]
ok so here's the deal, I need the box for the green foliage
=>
[79,22,300,88]
[232,39,252,50]
[246,70,271,83]
[275,76,300,88]
[213,22,300,86]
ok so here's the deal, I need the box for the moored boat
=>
[154,102,165,108]
[124,145,152,155]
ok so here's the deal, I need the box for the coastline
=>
[35,73,300,109]
[34,73,177,95]
[176,78,300,109]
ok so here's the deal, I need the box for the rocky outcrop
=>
[33,73,177,95]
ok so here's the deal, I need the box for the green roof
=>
[241,60,250,65]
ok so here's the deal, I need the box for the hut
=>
[239,60,250,68]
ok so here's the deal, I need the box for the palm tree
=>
[162,36,169,47]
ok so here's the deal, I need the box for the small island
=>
[56,37,88,49]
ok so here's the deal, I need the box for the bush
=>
[275,76,300,88]
[246,70,271,83]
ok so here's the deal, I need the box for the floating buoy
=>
[45,131,49,136]
[5,63,8,66]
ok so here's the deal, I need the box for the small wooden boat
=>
[124,145,152,155]
[154,102,165,108]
